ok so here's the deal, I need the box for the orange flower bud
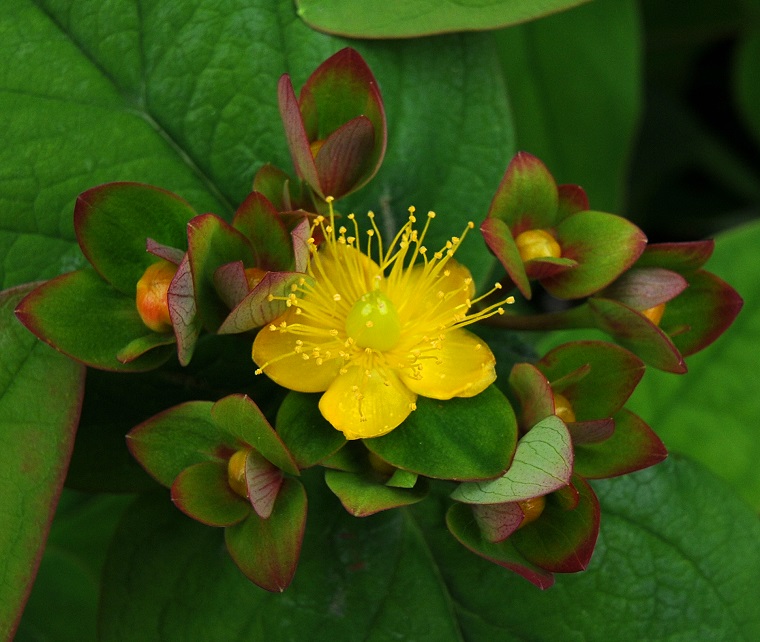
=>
[517,495,546,528]
[553,392,577,423]
[640,302,666,326]
[227,449,250,499]
[135,260,177,333]
[244,267,268,291]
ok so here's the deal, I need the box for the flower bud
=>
[135,260,178,333]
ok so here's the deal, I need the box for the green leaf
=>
[451,415,572,504]
[15,492,133,642]
[325,469,428,517]
[232,193,293,271]
[127,401,234,487]
[74,183,197,295]
[211,394,299,476]
[629,221,760,509]
[295,0,590,38]
[545,211,647,299]
[366,386,518,481]
[15,269,175,372]
[0,285,85,640]
[494,0,642,212]
[171,461,250,527]
[275,391,346,469]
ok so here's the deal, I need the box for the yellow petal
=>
[398,328,496,400]
[319,365,417,440]
[252,307,341,393]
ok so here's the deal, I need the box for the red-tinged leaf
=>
[451,415,572,504]
[116,332,175,364]
[253,164,298,212]
[291,217,311,274]
[213,261,250,310]
[126,401,235,487]
[588,297,687,373]
[324,469,428,517]
[187,214,256,331]
[480,217,531,298]
[524,255,577,281]
[74,183,196,295]
[167,253,201,367]
[472,502,524,543]
[314,115,375,199]
[224,477,307,592]
[15,269,173,372]
[146,238,185,265]
[211,394,299,476]
[574,409,667,479]
[218,271,306,334]
[512,476,600,573]
[245,450,284,519]
[278,74,321,195]
[0,285,85,639]
[556,183,589,220]
[602,267,688,310]
[446,503,555,589]
[508,362,554,432]
[275,392,346,470]
[544,211,647,299]
[487,151,559,234]
[537,340,645,419]
[567,418,615,445]
[232,192,293,271]
[171,461,250,527]
[636,240,715,271]
[299,48,386,190]
[663,270,743,357]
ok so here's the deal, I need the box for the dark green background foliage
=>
[1,0,759,640]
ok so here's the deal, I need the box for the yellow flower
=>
[252,200,514,440]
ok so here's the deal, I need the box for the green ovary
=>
[345,290,401,351]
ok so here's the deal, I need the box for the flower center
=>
[345,288,401,351]
[514,229,561,262]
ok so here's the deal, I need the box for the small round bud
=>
[227,449,251,499]
[641,302,666,326]
[514,229,562,262]
[135,260,178,333]
[553,392,577,423]
[245,267,268,291]
[517,495,547,529]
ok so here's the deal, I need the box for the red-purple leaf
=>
[567,418,615,445]
[480,217,531,298]
[512,476,600,573]
[446,503,555,589]
[472,502,524,543]
[524,256,577,281]
[556,183,589,220]
[487,151,559,234]
[278,74,321,195]
[232,192,293,271]
[167,253,201,367]
[588,298,687,373]
[574,409,667,479]
[291,217,312,274]
[213,261,250,310]
[636,240,715,271]
[602,267,688,310]
[146,238,185,265]
[508,362,554,432]
[245,450,284,519]
[217,271,306,334]
[314,116,375,199]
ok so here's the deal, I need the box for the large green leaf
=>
[15,492,133,642]
[629,221,760,509]
[494,0,641,212]
[1,0,512,293]
[0,285,85,640]
[98,458,760,640]
[295,0,590,38]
